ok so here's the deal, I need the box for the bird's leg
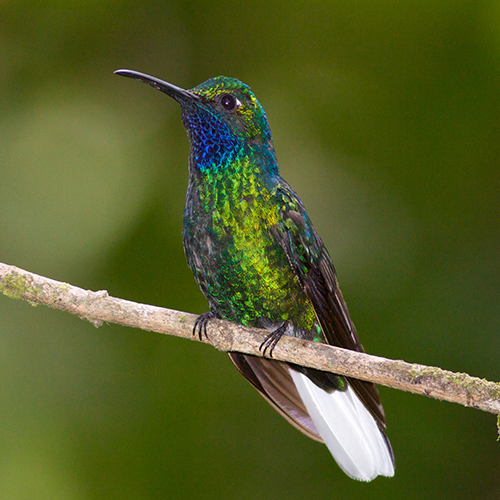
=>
[259,322,289,358]
[193,311,216,340]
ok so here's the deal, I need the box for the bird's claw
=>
[193,312,216,340]
[259,322,288,357]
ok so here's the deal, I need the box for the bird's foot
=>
[193,311,216,341]
[259,322,288,358]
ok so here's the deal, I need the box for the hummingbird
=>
[115,69,395,481]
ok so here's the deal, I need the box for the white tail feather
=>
[289,369,394,481]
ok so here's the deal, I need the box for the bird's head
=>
[115,70,276,173]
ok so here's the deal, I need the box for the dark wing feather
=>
[272,182,387,429]
[228,353,323,441]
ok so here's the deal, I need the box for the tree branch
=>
[1,262,499,417]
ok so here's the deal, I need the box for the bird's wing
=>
[228,352,323,442]
[270,182,387,428]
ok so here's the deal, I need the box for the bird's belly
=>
[183,214,315,332]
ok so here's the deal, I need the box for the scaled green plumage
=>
[192,155,318,336]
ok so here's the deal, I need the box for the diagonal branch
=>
[1,261,499,417]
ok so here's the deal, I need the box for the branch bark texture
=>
[1,262,499,416]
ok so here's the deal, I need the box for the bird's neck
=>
[189,140,278,178]
[188,146,279,215]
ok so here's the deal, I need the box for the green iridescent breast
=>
[189,156,317,335]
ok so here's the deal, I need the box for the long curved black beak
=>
[114,69,199,103]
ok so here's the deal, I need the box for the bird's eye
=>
[221,94,238,111]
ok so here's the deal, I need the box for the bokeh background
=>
[1,1,499,499]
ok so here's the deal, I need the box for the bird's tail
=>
[289,368,395,481]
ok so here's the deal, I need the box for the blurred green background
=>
[1,1,499,498]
